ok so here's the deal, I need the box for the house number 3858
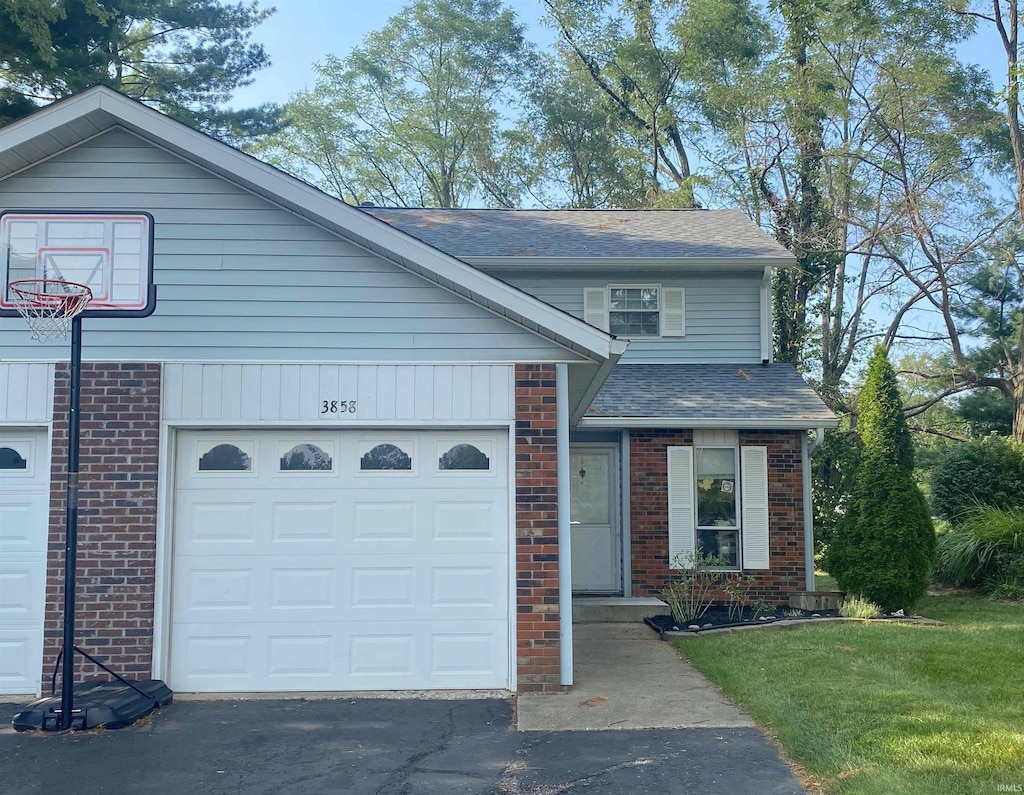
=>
[321,400,357,414]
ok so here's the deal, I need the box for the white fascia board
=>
[466,256,797,271]
[0,88,105,151]
[569,350,625,426]
[580,416,841,430]
[3,87,618,363]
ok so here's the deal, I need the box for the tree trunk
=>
[1013,373,1024,443]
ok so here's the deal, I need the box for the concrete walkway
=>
[517,622,755,731]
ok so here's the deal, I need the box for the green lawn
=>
[675,595,1024,794]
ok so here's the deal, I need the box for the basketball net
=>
[8,279,92,343]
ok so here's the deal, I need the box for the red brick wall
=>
[629,429,805,603]
[514,364,561,692]
[43,363,161,687]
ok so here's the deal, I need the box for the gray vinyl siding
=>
[496,272,763,364]
[0,129,581,363]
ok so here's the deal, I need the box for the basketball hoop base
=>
[12,679,173,732]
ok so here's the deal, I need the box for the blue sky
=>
[233,0,1007,108]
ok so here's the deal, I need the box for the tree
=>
[254,0,534,207]
[0,0,276,141]
[513,58,651,207]
[939,0,1024,441]
[541,0,699,206]
[824,346,935,610]
[698,0,1003,416]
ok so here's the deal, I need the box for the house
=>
[0,87,837,699]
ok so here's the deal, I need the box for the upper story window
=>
[609,287,660,336]
[584,285,685,338]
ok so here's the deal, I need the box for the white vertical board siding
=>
[499,272,762,363]
[0,130,581,364]
[0,364,54,423]
[163,364,515,423]
[740,446,770,570]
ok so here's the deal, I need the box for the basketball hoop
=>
[8,279,93,343]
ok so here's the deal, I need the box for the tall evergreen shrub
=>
[824,347,936,610]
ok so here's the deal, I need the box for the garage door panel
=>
[0,560,47,622]
[0,429,49,695]
[0,625,44,693]
[171,429,511,692]
[0,496,48,555]
[173,555,348,622]
[170,619,508,692]
[176,499,260,547]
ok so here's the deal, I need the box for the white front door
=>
[0,429,49,695]
[169,429,510,693]
[570,446,620,593]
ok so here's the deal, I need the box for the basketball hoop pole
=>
[59,314,83,730]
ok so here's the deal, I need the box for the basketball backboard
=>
[0,211,156,318]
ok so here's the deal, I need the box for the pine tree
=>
[825,346,936,610]
[0,1,276,142]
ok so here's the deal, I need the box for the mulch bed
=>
[645,605,842,635]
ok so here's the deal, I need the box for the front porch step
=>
[572,597,668,624]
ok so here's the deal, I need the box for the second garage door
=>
[169,429,510,692]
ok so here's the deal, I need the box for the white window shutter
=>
[741,446,770,570]
[583,287,609,331]
[667,446,695,569]
[661,287,685,336]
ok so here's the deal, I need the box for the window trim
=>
[607,283,662,339]
[276,438,338,476]
[694,443,741,569]
[0,438,34,477]
[356,438,417,475]
[435,438,495,475]
[694,444,740,531]
[194,438,256,475]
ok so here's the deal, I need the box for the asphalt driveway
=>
[0,697,803,794]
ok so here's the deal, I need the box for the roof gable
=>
[0,87,623,364]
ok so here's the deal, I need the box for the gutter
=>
[580,416,839,430]
[803,427,826,591]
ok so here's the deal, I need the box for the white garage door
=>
[170,429,510,692]
[0,430,49,696]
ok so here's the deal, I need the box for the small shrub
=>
[723,574,755,622]
[840,595,881,619]
[934,506,1024,587]
[750,599,775,619]
[930,436,1024,523]
[986,556,1024,600]
[661,549,729,624]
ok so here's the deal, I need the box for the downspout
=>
[556,363,573,687]
[803,427,826,590]
[760,266,774,364]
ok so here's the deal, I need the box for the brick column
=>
[629,430,692,597]
[44,363,161,687]
[738,430,805,602]
[514,364,561,692]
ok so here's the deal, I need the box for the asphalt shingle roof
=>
[587,364,837,425]
[361,207,793,260]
